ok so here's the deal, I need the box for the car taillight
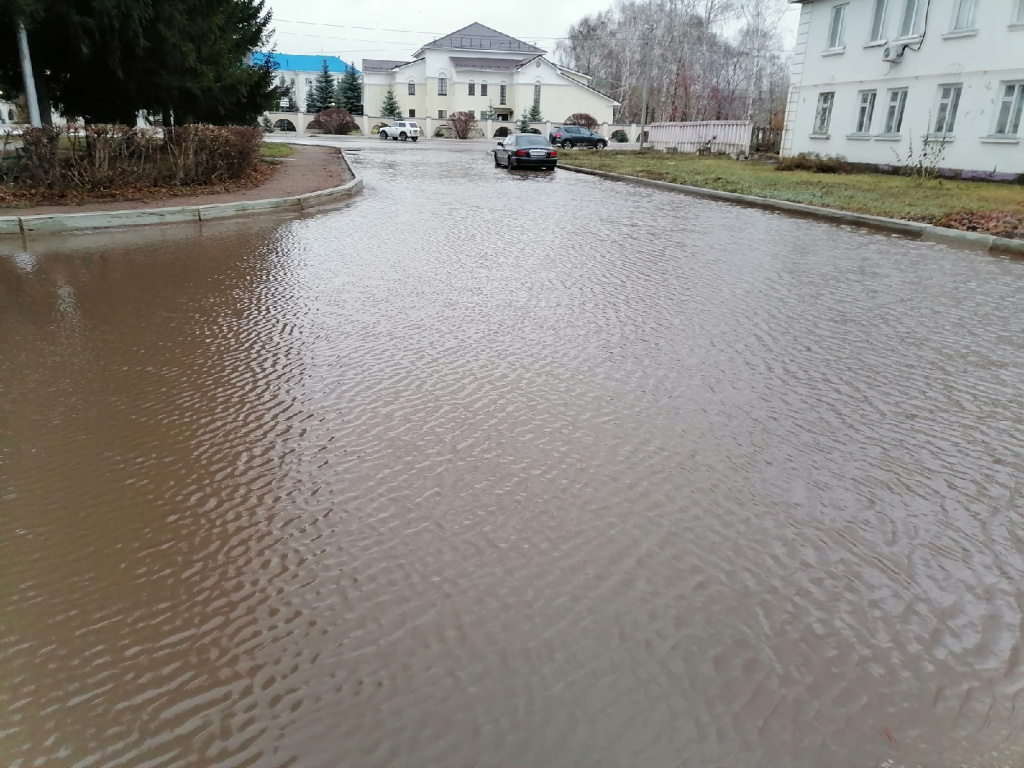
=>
[555,132,562,138]
[549,150,558,157]
[515,149,528,156]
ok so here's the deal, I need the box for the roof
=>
[362,58,409,72]
[417,23,544,56]
[253,52,357,74]
[514,56,620,105]
[450,56,524,71]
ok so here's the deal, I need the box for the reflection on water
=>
[2,146,1024,767]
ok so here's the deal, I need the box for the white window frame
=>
[827,4,848,49]
[993,82,1024,135]
[883,88,908,134]
[499,83,508,105]
[407,80,415,96]
[898,0,927,37]
[932,83,962,135]
[813,91,835,135]
[438,109,447,119]
[855,90,877,133]
[533,81,542,109]
[869,0,889,41]
[481,81,488,97]
[437,74,448,96]
[468,80,475,96]
[950,0,977,30]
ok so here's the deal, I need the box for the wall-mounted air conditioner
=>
[882,44,906,63]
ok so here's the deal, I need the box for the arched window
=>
[480,80,488,97]
[468,79,475,96]
[437,71,448,96]
[533,79,542,109]
[407,79,416,96]
[499,81,508,105]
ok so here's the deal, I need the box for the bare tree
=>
[556,0,791,125]
[447,111,478,140]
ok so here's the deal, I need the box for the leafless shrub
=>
[308,108,358,135]
[565,113,599,130]
[3,124,263,197]
[447,111,478,140]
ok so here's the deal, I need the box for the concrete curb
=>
[0,150,362,238]
[559,164,1024,256]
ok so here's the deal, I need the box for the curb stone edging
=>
[0,150,362,238]
[559,164,1024,256]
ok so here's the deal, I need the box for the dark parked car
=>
[494,134,558,171]
[548,125,608,149]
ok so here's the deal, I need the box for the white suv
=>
[379,120,421,142]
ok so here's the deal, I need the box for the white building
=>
[362,23,618,126]
[782,0,1024,176]
[251,53,355,113]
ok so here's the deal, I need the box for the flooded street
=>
[2,140,1024,767]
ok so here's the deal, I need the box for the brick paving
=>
[1,145,350,217]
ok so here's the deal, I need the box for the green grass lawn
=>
[260,142,294,158]
[560,150,1024,232]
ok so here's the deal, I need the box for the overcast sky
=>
[263,0,801,64]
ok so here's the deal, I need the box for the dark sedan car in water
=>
[493,134,558,171]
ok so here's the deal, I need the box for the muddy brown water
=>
[2,143,1024,767]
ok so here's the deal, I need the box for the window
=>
[408,109,416,118]
[481,83,488,97]
[1016,0,1024,23]
[408,81,415,96]
[933,84,962,134]
[438,109,447,119]
[468,81,475,96]
[899,0,926,37]
[827,4,847,48]
[500,84,508,105]
[951,0,977,29]
[468,110,475,118]
[856,90,877,132]
[533,83,541,108]
[813,91,835,134]
[994,82,1024,135]
[305,78,313,86]
[869,0,888,41]
[438,77,447,96]
[884,88,908,132]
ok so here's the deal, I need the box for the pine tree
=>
[517,110,534,133]
[306,59,337,113]
[336,63,363,115]
[380,88,403,119]
[527,102,543,122]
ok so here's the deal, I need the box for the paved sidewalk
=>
[1,145,351,217]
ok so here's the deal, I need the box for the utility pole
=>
[16,21,42,127]
[638,23,655,151]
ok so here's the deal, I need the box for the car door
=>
[498,136,513,164]
[578,127,596,146]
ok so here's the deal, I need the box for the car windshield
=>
[516,136,550,147]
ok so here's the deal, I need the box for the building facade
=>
[782,0,1024,174]
[251,53,355,113]
[362,23,618,125]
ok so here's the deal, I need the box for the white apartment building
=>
[251,53,354,113]
[362,23,618,125]
[782,0,1024,175]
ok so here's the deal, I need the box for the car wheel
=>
[596,140,607,149]
[507,157,515,171]
[411,137,418,142]
[379,131,387,139]
[562,140,573,149]
[400,132,407,141]
[494,152,500,167]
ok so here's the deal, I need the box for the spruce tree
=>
[336,63,363,115]
[306,59,337,113]
[527,102,543,122]
[380,88,403,119]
